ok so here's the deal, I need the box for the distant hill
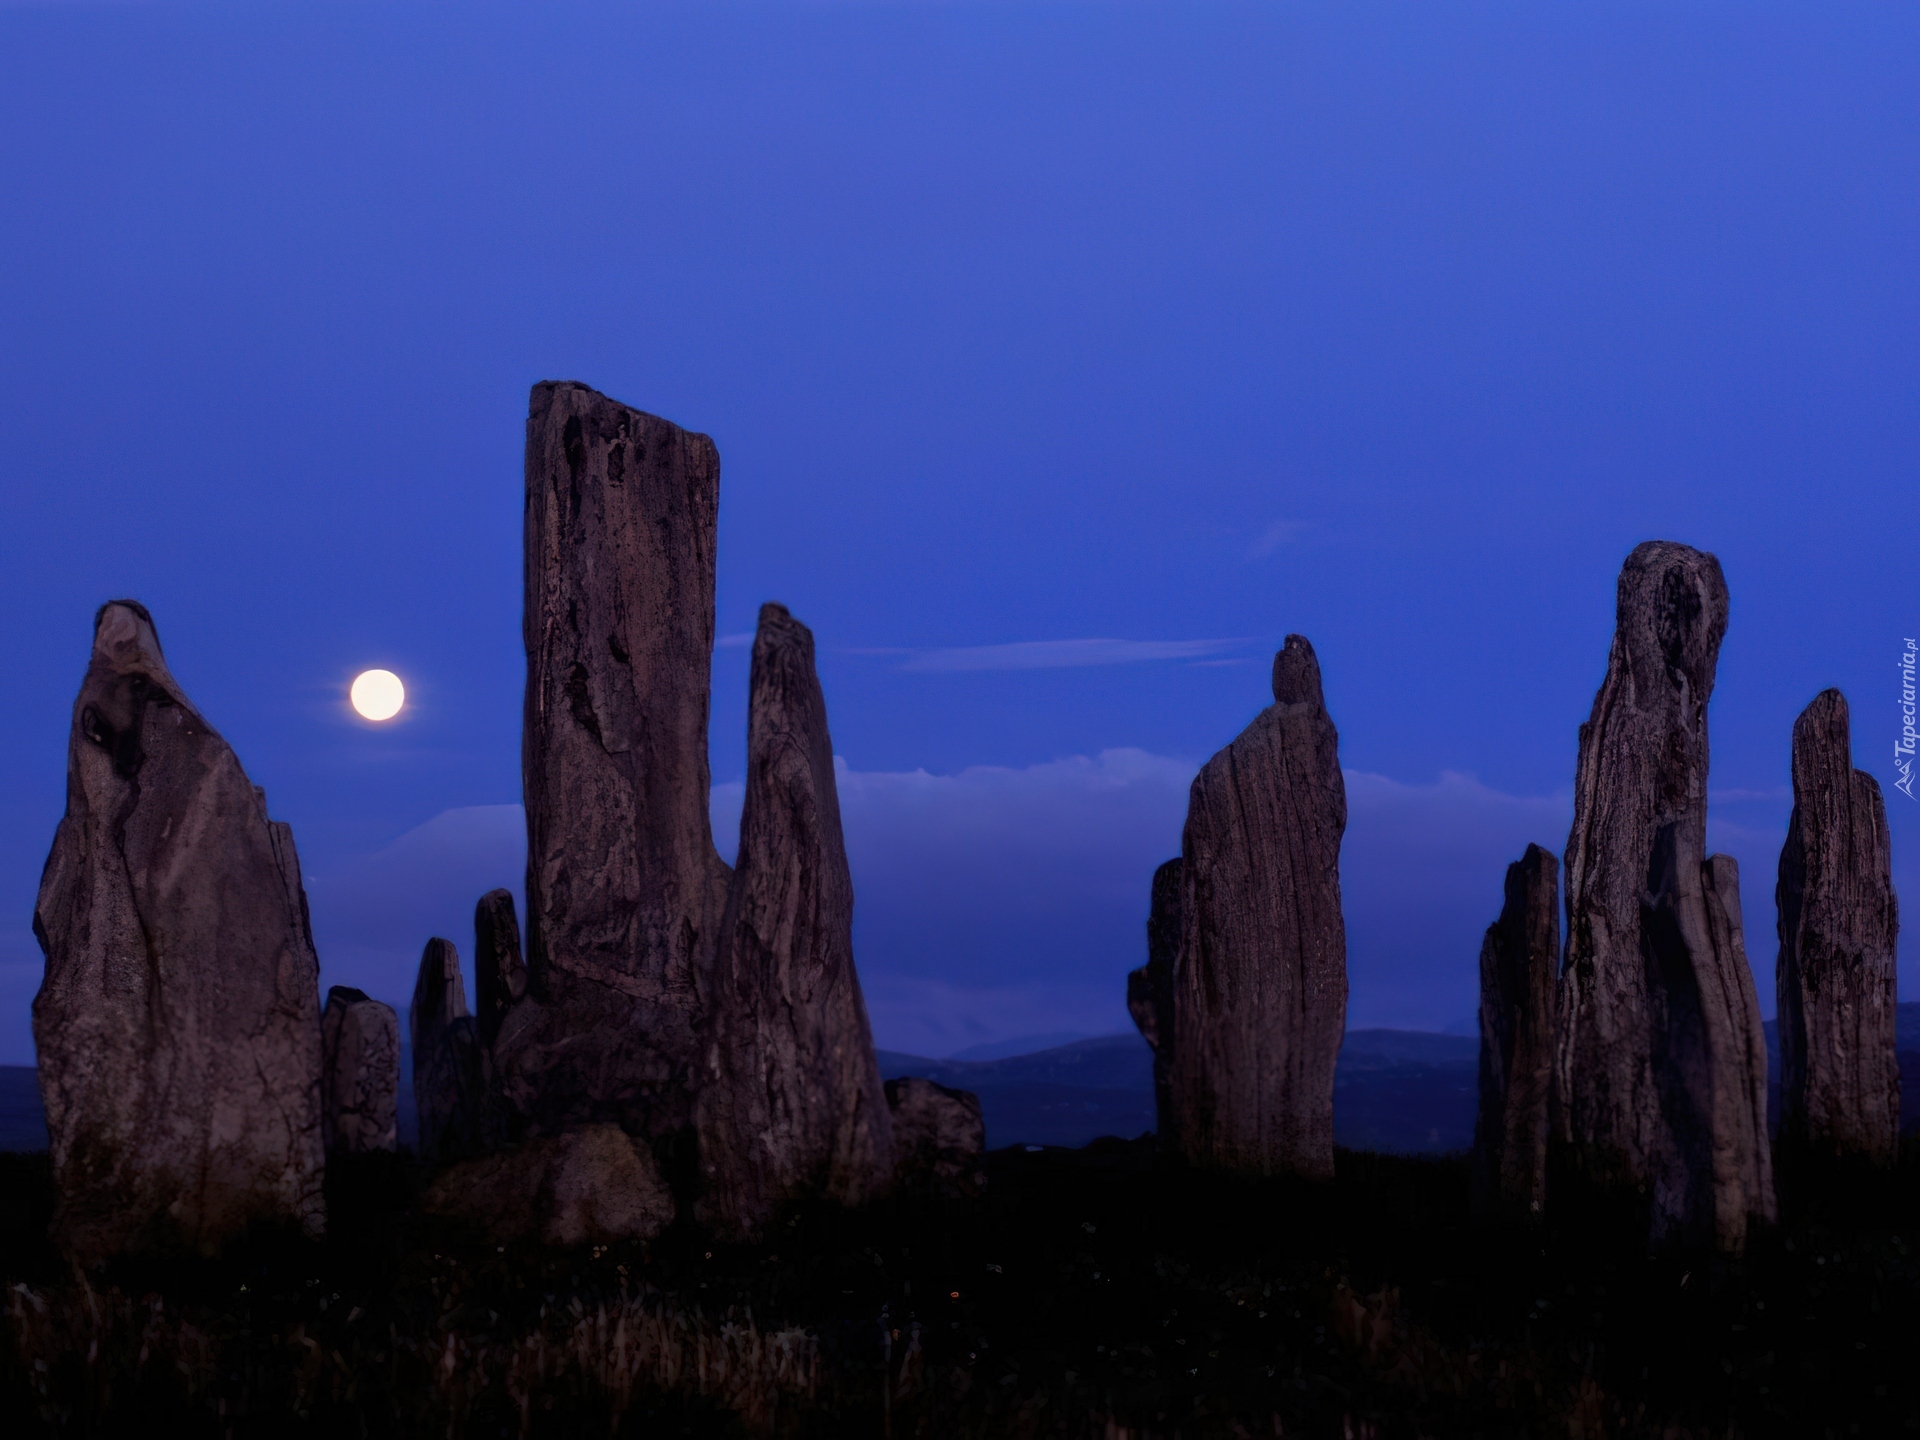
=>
[6,1001,1919,1154]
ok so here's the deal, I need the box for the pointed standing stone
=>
[495,381,733,1143]
[1776,690,1900,1182]
[411,937,485,1164]
[1168,635,1347,1179]
[32,602,326,1260]
[1472,845,1559,1226]
[321,987,400,1156]
[694,604,894,1238]
[474,888,527,1051]
[1556,541,1774,1250]
[1126,857,1183,1147]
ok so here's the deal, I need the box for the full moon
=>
[350,669,405,721]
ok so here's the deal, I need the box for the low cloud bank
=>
[1,750,1857,1067]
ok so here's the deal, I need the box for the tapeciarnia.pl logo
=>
[1898,638,1917,800]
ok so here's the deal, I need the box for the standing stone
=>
[321,986,400,1156]
[1776,689,1900,1180]
[886,1077,987,1199]
[694,604,894,1238]
[32,602,326,1260]
[1473,846,1559,1226]
[1168,635,1347,1179]
[421,1124,676,1247]
[1126,858,1183,1146]
[473,888,527,1051]
[494,381,733,1144]
[1556,541,1774,1250]
[411,938,485,1164]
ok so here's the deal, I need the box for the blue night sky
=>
[0,2,1913,1064]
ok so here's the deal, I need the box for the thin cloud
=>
[897,637,1251,673]
[1249,519,1308,558]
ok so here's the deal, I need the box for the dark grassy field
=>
[3,1136,1917,1438]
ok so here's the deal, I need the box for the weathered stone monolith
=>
[1776,689,1900,1182]
[411,938,485,1164]
[421,1124,676,1246]
[321,986,399,1156]
[32,601,326,1260]
[1168,634,1347,1179]
[1472,845,1559,1226]
[1556,541,1774,1251]
[886,1077,987,1199]
[493,381,734,1143]
[1126,857,1183,1146]
[694,604,894,1239]
[473,888,526,1051]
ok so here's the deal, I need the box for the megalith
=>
[1472,845,1559,1226]
[1126,857,1183,1146]
[886,1077,987,1199]
[321,986,399,1156]
[1776,689,1900,1180]
[694,603,894,1238]
[411,937,485,1164]
[32,601,326,1260]
[1556,541,1773,1250]
[1167,635,1347,1179]
[473,888,527,1051]
[422,1124,676,1247]
[493,381,733,1142]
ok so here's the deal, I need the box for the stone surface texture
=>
[421,1124,676,1246]
[494,381,732,1143]
[886,1077,987,1198]
[411,938,485,1164]
[32,601,326,1260]
[1126,857,1183,1146]
[1167,635,1348,1180]
[1556,541,1774,1251]
[694,604,894,1239]
[321,986,399,1155]
[473,888,527,1052]
[1775,689,1900,1172]
[1473,845,1560,1226]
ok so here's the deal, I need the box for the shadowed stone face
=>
[1556,541,1773,1252]
[886,1077,986,1199]
[694,603,894,1240]
[411,937,485,1164]
[33,601,326,1261]
[496,381,733,1142]
[1473,845,1559,1227]
[1126,857,1183,1147]
[322,986,399,1156]
[1169,633,1347,1180]
[1776,689,1900,1180]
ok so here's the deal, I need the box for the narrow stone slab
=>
[1167,635,1347,1179]
[694,604,893,1239]
[1776,689,1900,1182]
[1472,845,1559,1226]
[1556,542,1773,1251]
[496,381,733,1144]
[473,888,527,1052]
[321,986,399,1156]
[33,601,325,1260]
[1126,857,1183,1146]
[411,937,484,1164]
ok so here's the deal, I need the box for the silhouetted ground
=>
[3,1136,1918,1438]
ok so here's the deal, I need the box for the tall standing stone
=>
[1168,635,1347,1179]
[32,602,326,1260]
[321,986,399,1156]
[1472,845,1559,1226]
[411,938,485,1164]
[494,381,733,1142]
[1126,858,1183,1147]
[694,604,894,1238]
[1556,541,1774,1250]
[474,888,527,1051]
[1776,689,1900,1179]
